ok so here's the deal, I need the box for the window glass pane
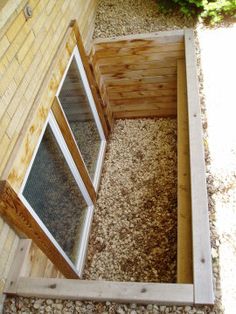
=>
[23,125,87,263]
[58,57,101,181]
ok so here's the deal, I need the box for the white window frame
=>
[19,112,95,277]
[55,45,106,192]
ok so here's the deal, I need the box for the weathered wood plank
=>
[105,76,177,88]
[113,109,176,119]
[184,29,214,305]
[107,82,177,93]
[109,89,177,100]
[7,277,194,305]
[93,51,184,67]
[100,67,177,81]
[92,30,185,46]
[99,60,177,74]
[92,42,185,61]
[177,59,193,284]
[3,239,31,294]
[110,96,176,107]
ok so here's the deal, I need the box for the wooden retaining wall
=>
[90,31,185,125]
[0,0,97,304]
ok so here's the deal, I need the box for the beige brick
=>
[6,96,27,138]
[28,0,40,10]
[13,30,45,85]
[0,58,19,96]
[0,80,17,118]
[0,112,10,141]
[6,11,25,42]
[0,36,10,59]
[5,23,30,63]
[0,134,10,165]
[0,133,18,175]
[13,64,25,85]
[0,55,8,76]
[7,78,28,117]
[16,31,35,62]
[46,0,56,15]
[33,12,48,35]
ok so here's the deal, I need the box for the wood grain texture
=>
[90,31,184,119]
[0,181,79,279]
[52,98,96,203]
[72,20,109,137]
[7,277,194,305]
[177,59,193,284]
[184,29,214,305]
[3,239,31,294]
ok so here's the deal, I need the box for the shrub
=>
[157,0,236,24]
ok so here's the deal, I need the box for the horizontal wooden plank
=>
[105,76,177,88]
[92,42,184,60]
[109,88,177,100]
[93,51,184,67]
[107,81,177,93]
[8,277,194,305]
[92,29,185,46]
[112,101,176,112]
[98,60,177,75]
[110,96,176,107]
[101,67,177,81]
[113,108,177,119]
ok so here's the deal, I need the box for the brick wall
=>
[0,0,97,306]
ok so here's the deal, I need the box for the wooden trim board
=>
[52,98,96,203]
[177,59,193,283]
[92,30,185,45]
[4,277,194,305]
[184,29,214,305]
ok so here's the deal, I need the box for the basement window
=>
[20,113,94,274]
[56,47,106,191]
[17,47,107,277]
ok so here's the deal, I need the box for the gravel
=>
[4,0,236,313]
[84,118,177,283]
[93,0,195,38]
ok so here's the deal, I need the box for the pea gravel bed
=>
[93,0,195,38]
[84,118,177,283]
